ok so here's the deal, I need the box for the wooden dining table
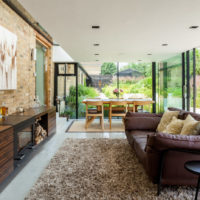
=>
[82,98,155,112]
[82,98,155,128]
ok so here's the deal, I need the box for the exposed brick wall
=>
[0,1,53,114]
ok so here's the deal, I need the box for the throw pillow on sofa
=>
[163,116,184,134]
[157,110,180,132]
[181,114,200,135]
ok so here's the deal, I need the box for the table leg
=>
[135,105,138,112]
[195,176,200,200]
[85,116,88,129]
[101,117,104,131]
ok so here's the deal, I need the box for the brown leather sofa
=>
[124,108,200,194]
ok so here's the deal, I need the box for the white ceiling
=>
[53,45,74,62]
[19,0,200,63]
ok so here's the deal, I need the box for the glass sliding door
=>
[188,48,200,113]
[54,62,94,119]
[36,42,46,105]
[55,63,77,118]
[189,50,195,112]
[195,48,200,113]
[157,54,182,112]
[185,49,197,112]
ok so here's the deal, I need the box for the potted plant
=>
[64,109,73,121]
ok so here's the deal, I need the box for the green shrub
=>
[64,85,99,118]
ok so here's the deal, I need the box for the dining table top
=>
[82,98,155,104]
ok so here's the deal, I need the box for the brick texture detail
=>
[0,1,53,114]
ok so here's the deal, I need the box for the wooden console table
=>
[0,126,14,184]
[0,106,56,185]
[0,115,35,165]
[12,106,56,137]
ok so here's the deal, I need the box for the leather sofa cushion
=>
[125,130,155,148]
[134,137,147,167]
[126,112,162,118]
[168,107,200,121]
[168,107,185,119]
[125,116,161,131]
[131,132,155,170]
[168,107,183,112]
[182,111,200,121]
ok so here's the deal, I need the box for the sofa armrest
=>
[145,133,200,185]
[146,132,200,152]
[145,132,200,191]
[124,116,161,131]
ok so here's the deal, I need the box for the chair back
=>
[110,101,128,113]
[86,101,103,106]
[85,101,104,115]
[110,101,127,106]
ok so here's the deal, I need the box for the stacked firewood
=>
[35,118,47,145]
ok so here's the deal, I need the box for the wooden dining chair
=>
[134,100,153,113]
[128,97,142,112]
[127,102,135,112]
[85,101,104,130]
[109,101,128,129]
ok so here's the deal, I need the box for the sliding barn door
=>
[36,43,46,105]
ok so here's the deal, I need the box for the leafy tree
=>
[101,62,117,75]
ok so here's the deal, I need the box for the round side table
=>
[184,161,200,200]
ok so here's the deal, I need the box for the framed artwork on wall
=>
[0,25,17,90]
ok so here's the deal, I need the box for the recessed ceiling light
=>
[189,26,199,29]
[162,43,168,46]
[94,43,100,46]
[147,53,152,56]
[92,25,100,29]
[94,53,99,55]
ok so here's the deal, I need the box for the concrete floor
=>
[0,115,125,200]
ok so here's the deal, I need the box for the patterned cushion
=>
[157,110,180,132]
[181,115,200,135]
[163,116,184,135]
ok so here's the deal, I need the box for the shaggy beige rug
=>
[67,120,124,133]
[25,139,195,200]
